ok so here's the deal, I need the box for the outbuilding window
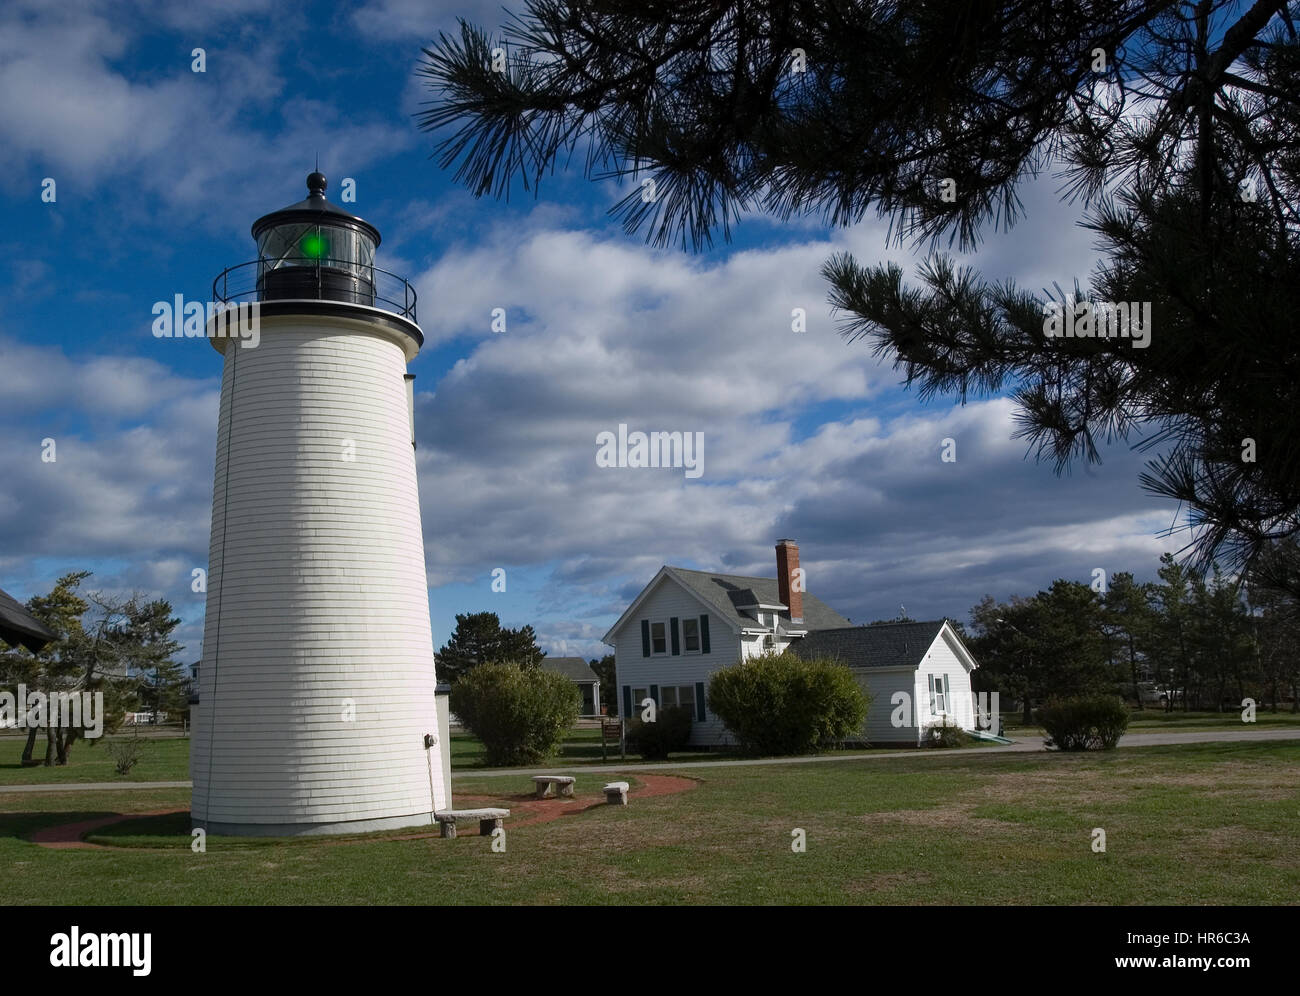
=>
[929,674,948,715]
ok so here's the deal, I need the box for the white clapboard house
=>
[602,540,979,746]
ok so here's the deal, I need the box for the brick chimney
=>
[776,539,803,624]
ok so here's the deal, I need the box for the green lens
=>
[300,233,328,259]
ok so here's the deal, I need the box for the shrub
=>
[450,662,581,766]
[106,733,148,775]
[628,705,693,760]
[923,718,972,748]
[1035,695,1130,751]
[707,652,869,756]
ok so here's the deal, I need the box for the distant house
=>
[602,540,980,746]
[0,585,57,653]
[540,657,602,716]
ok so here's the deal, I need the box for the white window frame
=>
[633,687,648,708]
[929,674,948,715]
[682,617,701,654]
[661,686,678,709]
[649,620,668,656]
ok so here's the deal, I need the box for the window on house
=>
[659,685,696,714]
[633,687,648,709]
[650,621,667,655]
[929,674,948,715]
[682,617,700,653]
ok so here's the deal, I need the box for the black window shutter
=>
[622,685,632,719]
[700,614,711,654]
[695,682,706,722]
[640,620,651,657]
[650,684,659,706]
[670,617,680,655]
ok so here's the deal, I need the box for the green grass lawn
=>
[0,735,190,785]
[0,729,925,788]
[1005,708,1300,737]
[1,740,1296,904]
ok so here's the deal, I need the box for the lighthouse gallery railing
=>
[211,257,418,323]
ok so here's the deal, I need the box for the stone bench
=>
[603,781,629,805]
[434,808,510,839]
[531,775,576,799]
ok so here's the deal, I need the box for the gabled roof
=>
[602,564,851,644]
[0,586,58,653]
[540,656,598,683]
[667,566,851,632]
[791,619,975,670]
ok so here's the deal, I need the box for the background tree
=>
[419,0,1300,581]
[969,594,1038,723]
[127,599,186,724]
[1248,542,1300,710]
[1148,553,1198,710]
[0,574,149,765]
[436,611,546,683]
[1101,571,1156,708]
[0,572,88,765]
[1190,566,1255,710]
[971,581,1114,721]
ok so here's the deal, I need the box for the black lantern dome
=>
[250,172,382,308]
[212,171,420,344]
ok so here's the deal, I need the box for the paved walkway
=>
[1,727,1295,793]
[453,726,1300,778]
[0,779,192,794]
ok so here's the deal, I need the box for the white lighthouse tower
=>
[192,172,450,835]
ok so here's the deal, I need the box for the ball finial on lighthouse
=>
[195,175,448,836]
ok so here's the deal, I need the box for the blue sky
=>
[0,0,1184,664]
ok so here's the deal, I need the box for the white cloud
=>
[0,2,413,237]
[406,206,1174,643]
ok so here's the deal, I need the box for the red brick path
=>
[27,774,699,848]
